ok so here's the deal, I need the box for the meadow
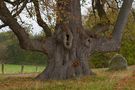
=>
[0,64,45,74]
[0,65,135,90]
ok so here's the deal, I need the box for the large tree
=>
[0,0,134,80]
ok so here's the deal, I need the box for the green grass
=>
[0,75,117,90]
[0,64,45,74]
[0,65,135,90]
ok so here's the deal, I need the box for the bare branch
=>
[0,24,7,29]
[92,0,96,18]
[114,0,122,9]
[0,0,47,53]
[12,0,27,17]
[4,0,15,5]
[106,0,118,10]
[0,1,27,29]
[4,0,26,6]
[33,0,52,37]
[25,6,33,17]
[94,0,108,21]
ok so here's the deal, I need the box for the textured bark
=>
[37,0,134,80]
[0,0,134,80]
[36,0,95,80]
[36,25,97,80]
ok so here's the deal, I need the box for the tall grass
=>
[0,65,135,90]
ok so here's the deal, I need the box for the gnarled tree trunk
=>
[0,0,133,80]
[36,0,95,80]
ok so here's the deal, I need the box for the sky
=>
[0,0,91,34]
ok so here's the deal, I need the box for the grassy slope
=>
[0,66,135,90]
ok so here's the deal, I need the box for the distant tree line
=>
[0,31,47,65]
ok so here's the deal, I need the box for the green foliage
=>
[89,30,135,68]
[89,53,110,68]
[84,8,135,68]
[7,43,47,65]
[0,31,47,65]
[120,23,135,65]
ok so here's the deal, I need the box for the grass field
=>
[0,64,45,74]
[0,65,135,90]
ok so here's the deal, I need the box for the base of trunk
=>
[36,62,96,80]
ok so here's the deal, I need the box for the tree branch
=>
[4,0,15,5]
[4,0,26,6]
[93,0,109,22]
[112,0,133,43]
[94,0,133,52]
[0,24,7,29]
[0,1,27,29]
[91,23,110,33]
[12,0,27,17]
[33,0,52,37]
[0,0,47,53]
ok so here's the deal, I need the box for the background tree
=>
[0,31,47,65]
[0,0,134,80]
[84,0,135,68]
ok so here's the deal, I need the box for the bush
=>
[89,53,110,68]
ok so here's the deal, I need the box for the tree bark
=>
[36,0,134,80]
[0,0,133,80]
[36,0,95,80]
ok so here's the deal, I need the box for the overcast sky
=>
[0,0,91,35]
